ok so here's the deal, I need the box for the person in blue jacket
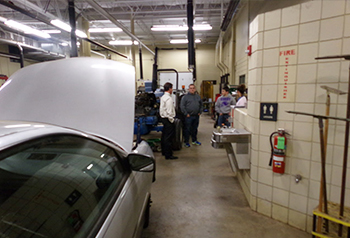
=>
[180,84,203,148]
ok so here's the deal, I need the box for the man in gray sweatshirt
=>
[215,86,236,127]
[180,84,203,147]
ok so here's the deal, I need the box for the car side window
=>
[0,134,126,238]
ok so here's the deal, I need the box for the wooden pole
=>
[317,93,330,232]
[318,118,329,232]
[338,63,350,236]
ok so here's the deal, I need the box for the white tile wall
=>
[261,84,278,101]
[257,183,273,201]
[307,198,319,215]
[273,173,291,190]
[249,50,263,69]
[308,179,320,200]
[247,102,260,119]
[250,14,265,38]
[320,17,344,41]
[319,40,342,58]
[322,0,346,18]
[331,165,343,186]
[295,84,316,103]
[282,4,301,27]
[300,1,322,23]
[293,103,314,122]
[258,167,273,185]
[299,22,320,44]
[264,9,281,30]
[264,29,280,49]
[332,145,344,167]
[281,26,299,46]
[309,161,332,182]
[291,140,312,159]
[262,67,279,84]
[293,121,313,141]
[251,164,258,181]
[329,185,341,204]
[311,142,334,164]
[298,43,319,64]
[289,193,308,213]
[259,121,278,136]
[343,37,350,54]
[257,198,272,217]
[272,187,290,207]
[345,15,350,37]
[249,68,262,85]
[279,65,297,84]
[277,103,295,121]
[247,85,261,102]
[297,64,317,84]
[240,1,349,232]
[258,151,271,169]
[290,175,309,196]
[263,48,280,67]
[272,204,289,223]
[277,84,296,103]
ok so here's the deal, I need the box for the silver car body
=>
[0,58,154,238]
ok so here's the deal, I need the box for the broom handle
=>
[317,94,330,232]
[339,64,350,237]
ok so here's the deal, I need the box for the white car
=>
[0,58,155,238]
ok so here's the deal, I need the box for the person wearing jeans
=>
[180,84,203,147]
[215,86,236,127]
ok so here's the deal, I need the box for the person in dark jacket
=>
[180,84,203,147]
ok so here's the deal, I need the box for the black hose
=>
[269,132,278,166]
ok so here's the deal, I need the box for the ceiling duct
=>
[220,0,240,31]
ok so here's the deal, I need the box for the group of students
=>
[215,84,247,127]
[159,82,247,160]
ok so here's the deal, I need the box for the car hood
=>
[0,58,135,152]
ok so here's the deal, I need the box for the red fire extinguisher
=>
[269,128,288,174]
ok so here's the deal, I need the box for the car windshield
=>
[0,135,125,238]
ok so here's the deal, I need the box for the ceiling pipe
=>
[187,0,195,71]
[86,0,155,56]
[0,0,128,59]
[68,0,78,57]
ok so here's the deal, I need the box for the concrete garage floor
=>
[141,115,310,238]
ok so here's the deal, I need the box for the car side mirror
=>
[127,153,155,172]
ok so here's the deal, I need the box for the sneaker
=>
[192,141,201,146]
[184,143,191,148]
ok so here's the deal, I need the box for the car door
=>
[0,133,150,238]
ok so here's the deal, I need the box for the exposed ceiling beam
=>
[86,0,155,55]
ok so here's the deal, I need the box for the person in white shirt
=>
[159,82,178,160]
[236,84,247,108]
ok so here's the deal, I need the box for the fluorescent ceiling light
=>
[5,20,50,38]
[109,40,139,46]
[42,29,61,34]
[60,42,69,46]
[51,19,87,38]
[170,39,201,44]
[89,27,122,33]
[151,25,188,31]
[0,16,7,22]
[51,19,71,32]
[76,30,87,38]
[151,24,212,32]
[193,24,212,31]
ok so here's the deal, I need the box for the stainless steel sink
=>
[211,128,251,172]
